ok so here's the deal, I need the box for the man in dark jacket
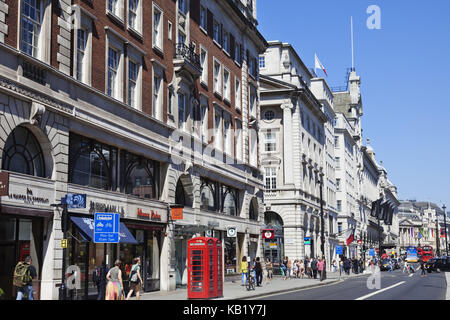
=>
[344,258,351,275]
[254,257,263,287]
[94,261,109,300]
[311,258,318,279]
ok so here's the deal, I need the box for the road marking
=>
[409,274,414,277]
[355,281,405,300]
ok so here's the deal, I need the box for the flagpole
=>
[351,16,355,71]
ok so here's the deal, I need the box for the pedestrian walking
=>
[311,258,318,279]
[299,260,305,279]
[265,258,273,285]
[417,259,426,277]
[402,260,409,274]
[241,256,248,286]
[286,257,293,279]
[332,259,337,273]
[282,257,288,280]
[126,257,144,300]
[293,259,299,278]
[305,257,312,279]
[344,258,351,275]
[13,256,37,300]
[388,259,393,272]
[105,260,125,300]
[93,260,109,300]
[318,258,325,282]
[254,257,263,287]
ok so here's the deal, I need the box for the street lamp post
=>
[436,217,440,257]
[443,205,448,256]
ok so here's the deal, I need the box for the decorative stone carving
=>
[30,102,46,126]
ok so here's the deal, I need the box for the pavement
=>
[135,271,369,300]
[446,272,450,300]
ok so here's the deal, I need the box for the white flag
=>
[315,53,328,77]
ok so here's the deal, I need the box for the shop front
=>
[0,173,54,300]
[64,186,168,299]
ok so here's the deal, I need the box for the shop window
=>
[69,132,118,191]
[121,151,159,200]
[2,126,46,178]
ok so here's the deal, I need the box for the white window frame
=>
[213,58,222,96]
[223,114,233,156]
[200,102,208,144]
[223,29,229,54]
[223,67,230,102]
[178,0,187,15]
[200,46,208,86]
[214,108,222,151]
[235,119,243,162]
[19,0,51,63]
[264,129,277,153]
[265,167,277,190]
[105,32,125,101]
[200,5,207,32]
[152,60,165,121]
[127,0,142,36]
[72,7,94,86]
[249,83,257,119]
[178,91,187,131]
[213,19,220,45]
[235,77,241,112]
[107,0,124,22]
[152,3,164,53]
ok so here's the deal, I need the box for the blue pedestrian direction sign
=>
[369,248,376,257]
[336,245,343,255]
[94,213,120,243]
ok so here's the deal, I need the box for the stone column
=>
[281,103,294,186]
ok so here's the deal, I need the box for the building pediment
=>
[261,155,282,166]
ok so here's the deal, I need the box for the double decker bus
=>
[418,246,434,262]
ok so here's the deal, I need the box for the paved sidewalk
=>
[135,271,368,300]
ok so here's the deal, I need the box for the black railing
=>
[22,60,46,84]
[174,43,201,70]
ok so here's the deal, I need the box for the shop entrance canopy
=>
[70,216,138,244]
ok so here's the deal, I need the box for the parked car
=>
[426,256,450,273]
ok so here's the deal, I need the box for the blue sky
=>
[258,0,450,209]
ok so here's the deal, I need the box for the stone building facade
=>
[0,0,267,300]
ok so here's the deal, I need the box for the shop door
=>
[175,238,187,287]
[0,244,16,299]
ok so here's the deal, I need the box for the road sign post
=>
[94,213,120,243]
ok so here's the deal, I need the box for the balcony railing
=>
[174,43,201,71]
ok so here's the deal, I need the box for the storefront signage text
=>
[137,208,161,221]
[89,201,125,217]
[8,188,49,205]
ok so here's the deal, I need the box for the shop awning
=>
[70,216,138,244]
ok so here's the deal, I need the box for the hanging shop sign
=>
[137,208,161,221]
[170,206,184,220]
[227,227,237,238]
[262,229,275,239]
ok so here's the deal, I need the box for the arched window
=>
[69,133,117,191]
[200,179,216,211]
[2,126,46,177]
[122,151,159,199]
[249,197,258,221]
[222,186,238,216]
[175,178,186,206]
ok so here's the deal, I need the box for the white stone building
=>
[259,41,329,265]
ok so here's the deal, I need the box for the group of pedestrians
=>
[12,255,144,301]
[240,256,272,287]
[279,256,327,282]
[340,257,364,275]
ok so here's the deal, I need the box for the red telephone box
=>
[187,237,223,299]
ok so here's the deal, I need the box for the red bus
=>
[418,246,433,262]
